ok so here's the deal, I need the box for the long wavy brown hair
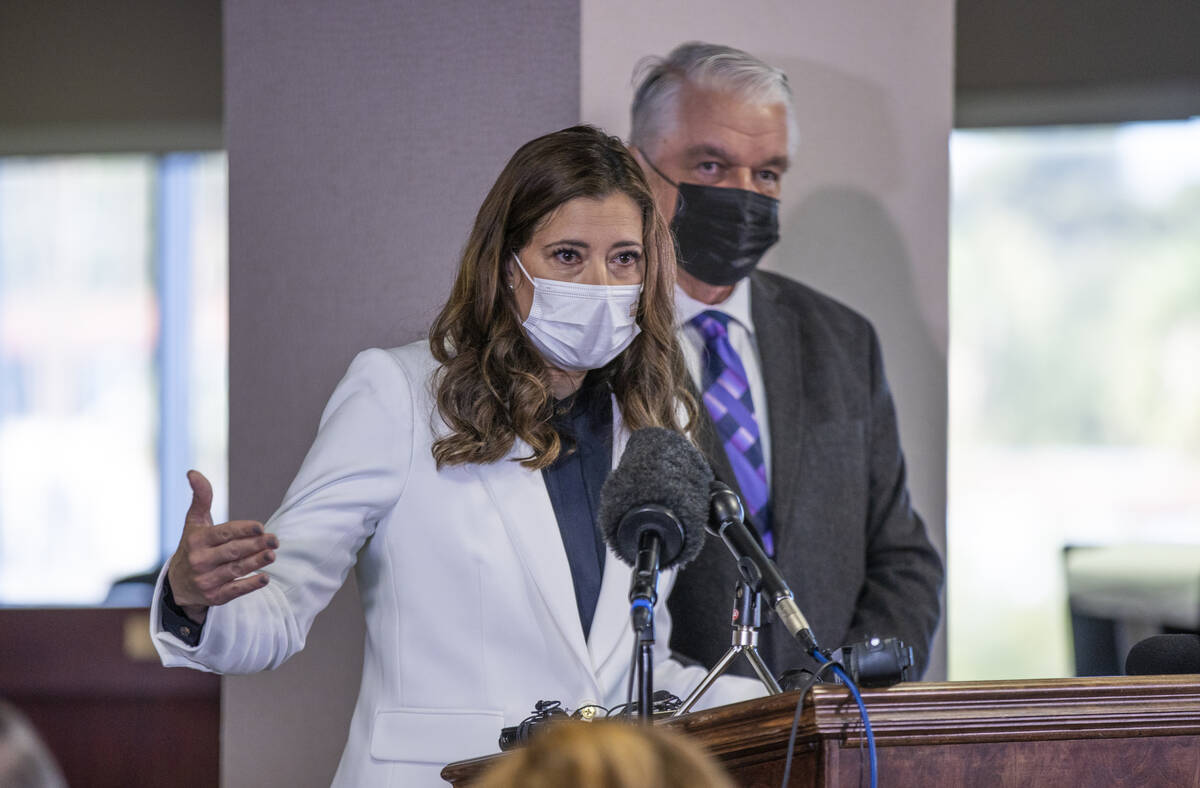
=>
[429,125,696,470]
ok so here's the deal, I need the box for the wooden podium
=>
[441,676,1200,787]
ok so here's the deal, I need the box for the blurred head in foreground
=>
[474,719,734,788]
[0,700,67,788]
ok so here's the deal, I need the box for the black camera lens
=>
[842,636,913,688]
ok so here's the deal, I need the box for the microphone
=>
[598,427,711,616]
[1125,634,1200,675]
[599,427,711,718]
[708,481,820,653]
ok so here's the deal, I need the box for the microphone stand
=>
[673,578,783,716]
[633,612,654,722]
[629,530,662,722]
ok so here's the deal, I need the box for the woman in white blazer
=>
[150,126,763,787]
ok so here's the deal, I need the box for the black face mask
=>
[671,182,781,286]
[642,156,781,287]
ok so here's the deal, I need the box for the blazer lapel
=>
[474,442,599,690]
[751,272,806,554]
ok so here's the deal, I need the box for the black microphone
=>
[707,481,820,653]
[598,428,711,617]
[1125,634,1200,675]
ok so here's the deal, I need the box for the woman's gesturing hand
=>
[166,470,278,623]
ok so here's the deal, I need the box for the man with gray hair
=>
[629,42,944,678]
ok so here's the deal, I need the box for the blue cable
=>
[813,650,877,788]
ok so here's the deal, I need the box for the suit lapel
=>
[474,442,599,691]
[751,272,806,554]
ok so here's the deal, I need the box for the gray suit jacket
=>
[667,270,944,678]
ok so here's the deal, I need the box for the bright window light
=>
[948,118,1200,679]
[0,153,227,605]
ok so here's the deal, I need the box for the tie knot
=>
[690,310,731,342]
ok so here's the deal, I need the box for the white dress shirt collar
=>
[673,277,754,334]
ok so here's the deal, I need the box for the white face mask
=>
[512,253,643,371]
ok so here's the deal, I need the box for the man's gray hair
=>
[630,42,798,156]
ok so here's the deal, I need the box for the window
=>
[948,119,1200,678]
[0,153,227,605]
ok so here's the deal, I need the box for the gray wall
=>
[222,2,579,785]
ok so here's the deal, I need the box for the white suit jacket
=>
[151,342,764,787]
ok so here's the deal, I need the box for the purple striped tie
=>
[690,310,773,556]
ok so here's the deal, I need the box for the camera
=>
[498,700,568,751]
[837,636,913,688]
[779,636,913,693]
